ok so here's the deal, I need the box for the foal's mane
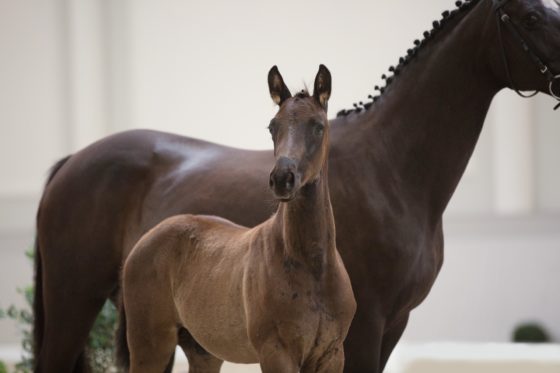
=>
[337,0,482,117]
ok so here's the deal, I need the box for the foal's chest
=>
[248,262,353,353]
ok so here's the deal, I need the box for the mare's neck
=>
[275,164,336,278]
[343,0,504,222]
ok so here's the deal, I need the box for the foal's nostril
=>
[269,169,296,196]
[286,172,295,189]
[270,157,297,196]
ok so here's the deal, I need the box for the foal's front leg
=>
[313,345,345,373]
[258,339,300,373]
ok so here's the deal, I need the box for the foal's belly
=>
[179,303,259,364]
[174,259,259,364]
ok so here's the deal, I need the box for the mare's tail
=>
[33,155,72,370]
[115,301,130,371]
[32,239,43,371]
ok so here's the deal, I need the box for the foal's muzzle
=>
[269,157,299,201]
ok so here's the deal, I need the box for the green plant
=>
[87,301,120,373]
[512,322,551,343]
[0,248,120,372]
[0,249,34,373]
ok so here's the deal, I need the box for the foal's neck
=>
[275,163,336,278]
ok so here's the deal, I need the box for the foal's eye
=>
[313,123,325,137]
[523,13,540,29]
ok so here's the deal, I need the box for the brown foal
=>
[122,65,356,373]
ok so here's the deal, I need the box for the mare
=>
[122,65,356,373]
[34,0,560,371]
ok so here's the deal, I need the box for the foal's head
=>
[267,65,331,202]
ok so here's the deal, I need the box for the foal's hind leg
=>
[125,287,178,373]
[125,296,178,373]
[124,257,179,372]
[178,328,224,373]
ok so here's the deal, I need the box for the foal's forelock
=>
[294,90,310,99]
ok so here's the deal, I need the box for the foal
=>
[123,65,356,373]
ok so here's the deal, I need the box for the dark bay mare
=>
[122,65,356,372]
[34,0,560,372]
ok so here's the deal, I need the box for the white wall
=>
[0,0,68,343]
[122,0,457,148]
[535,94,560,211]
[0,0,68,196]
[405,215,560,342]
[0,0,559,345]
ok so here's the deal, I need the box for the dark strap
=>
[492,0,510,11]
[553,75,560,110]
[495,10,538,97]
[499,13,554,80]
[493,0,559,108]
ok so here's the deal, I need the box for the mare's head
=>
[489,0,560,97]
[267,65,331,202]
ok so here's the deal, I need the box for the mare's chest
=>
[331,186,444,313]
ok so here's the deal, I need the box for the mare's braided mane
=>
[337,0,482,117]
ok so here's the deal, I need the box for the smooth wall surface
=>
[0,0,559,344]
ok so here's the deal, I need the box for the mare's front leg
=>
[379,314,409,372]
[342,306,384,372]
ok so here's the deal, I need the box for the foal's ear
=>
[268,66,292,106]
[313,64,331,110]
